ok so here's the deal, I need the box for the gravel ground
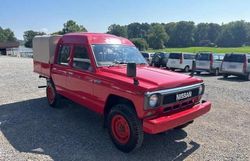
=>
[0,56,249,161]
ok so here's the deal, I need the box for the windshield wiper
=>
[139,63,147,65]
[113,60,128,64]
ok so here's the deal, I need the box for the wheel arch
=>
[103,94,137,126]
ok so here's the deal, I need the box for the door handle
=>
[68,72,73,75]
[93,79,102,84]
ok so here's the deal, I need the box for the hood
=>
[98,65,203,91]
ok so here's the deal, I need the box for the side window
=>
[248,58,250,63]
[213,55,218,60]
[58,45,71,65]
[184,54,195,60]
[72,46,92,71]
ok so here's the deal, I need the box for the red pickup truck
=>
[33,33,211,153]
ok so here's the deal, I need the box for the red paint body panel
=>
[33,33,211,131]
[143,101,211,134]
[33,61,50,78]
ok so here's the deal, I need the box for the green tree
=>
[52,20,88,35]
[167,21,195,47]
[217,21,248,47]
[127,23,152,39]
[207,23,221,44]
[194,23,210,45]
[23,30,46,48]
[147,24,169,49]
[107,24,127,37]
[62,20,87,34]
[194,23,221,46]
[0,27,17,42]
[130,38,148,51]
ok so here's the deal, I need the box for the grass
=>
[148,46,250,54]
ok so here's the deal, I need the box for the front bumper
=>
[195,68,212,73]
[143,101,211,134]
[221,70,247,76]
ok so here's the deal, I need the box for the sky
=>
[1,0,250,40]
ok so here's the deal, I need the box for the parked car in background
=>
[221,53,250,80]
[195,52,224,76]
[167,53,196,72]
[141,52,154,64]
[151,52,169,67]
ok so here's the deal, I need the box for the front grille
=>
[163,98,199,114]
[162,88,199,105]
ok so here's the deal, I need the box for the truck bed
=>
[32,35,62,77]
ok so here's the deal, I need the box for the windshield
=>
[196,53,211,60]
[92,44,147,66]
[141,52,149,58]
[169,53,182,59]
[224,54,245,63]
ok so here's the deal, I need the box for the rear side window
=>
[141,52,149,58]
[184,54,195,60]
[72,46,92,71]
[169,53,182,59]
[57,45,71,65]
[196,53,210,60]
[224,54,245,63]
[214,55,224,61]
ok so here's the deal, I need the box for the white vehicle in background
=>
[221,53,250,80]
[167,52,196,72]
[141,52,154,64]
[195,52,224,76]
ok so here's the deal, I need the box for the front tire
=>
[108,104,143,153]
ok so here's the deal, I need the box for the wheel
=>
[184,66,190,72]
[196,71,201,75]
[170,68,175,71]
[108,104,143,153]
[246,73,250,81]
[46,81,59,107]
[174,120,194,129]
[214,68,219,76]
[223,74,228,79]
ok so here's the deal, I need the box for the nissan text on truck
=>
[33,33,211,153]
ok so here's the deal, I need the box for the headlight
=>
[198,84,205,95]
[148,94,159,107]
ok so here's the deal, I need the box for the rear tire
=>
[246,73,250,81]
[184,66,190,72]
[223,74,229,79]
[214,68,219,76]
[108,104,143,153]
[46,80,60,107]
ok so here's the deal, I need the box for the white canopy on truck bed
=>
[33,35,62,64]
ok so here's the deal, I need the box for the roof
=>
[61,32,134,46]
[0,42,20,49]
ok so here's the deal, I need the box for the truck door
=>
[66,45,96,109]
[51,44,72,93]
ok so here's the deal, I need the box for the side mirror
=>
[127,63,139,86]
[190,59,196,76]
[127,63,137,77]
